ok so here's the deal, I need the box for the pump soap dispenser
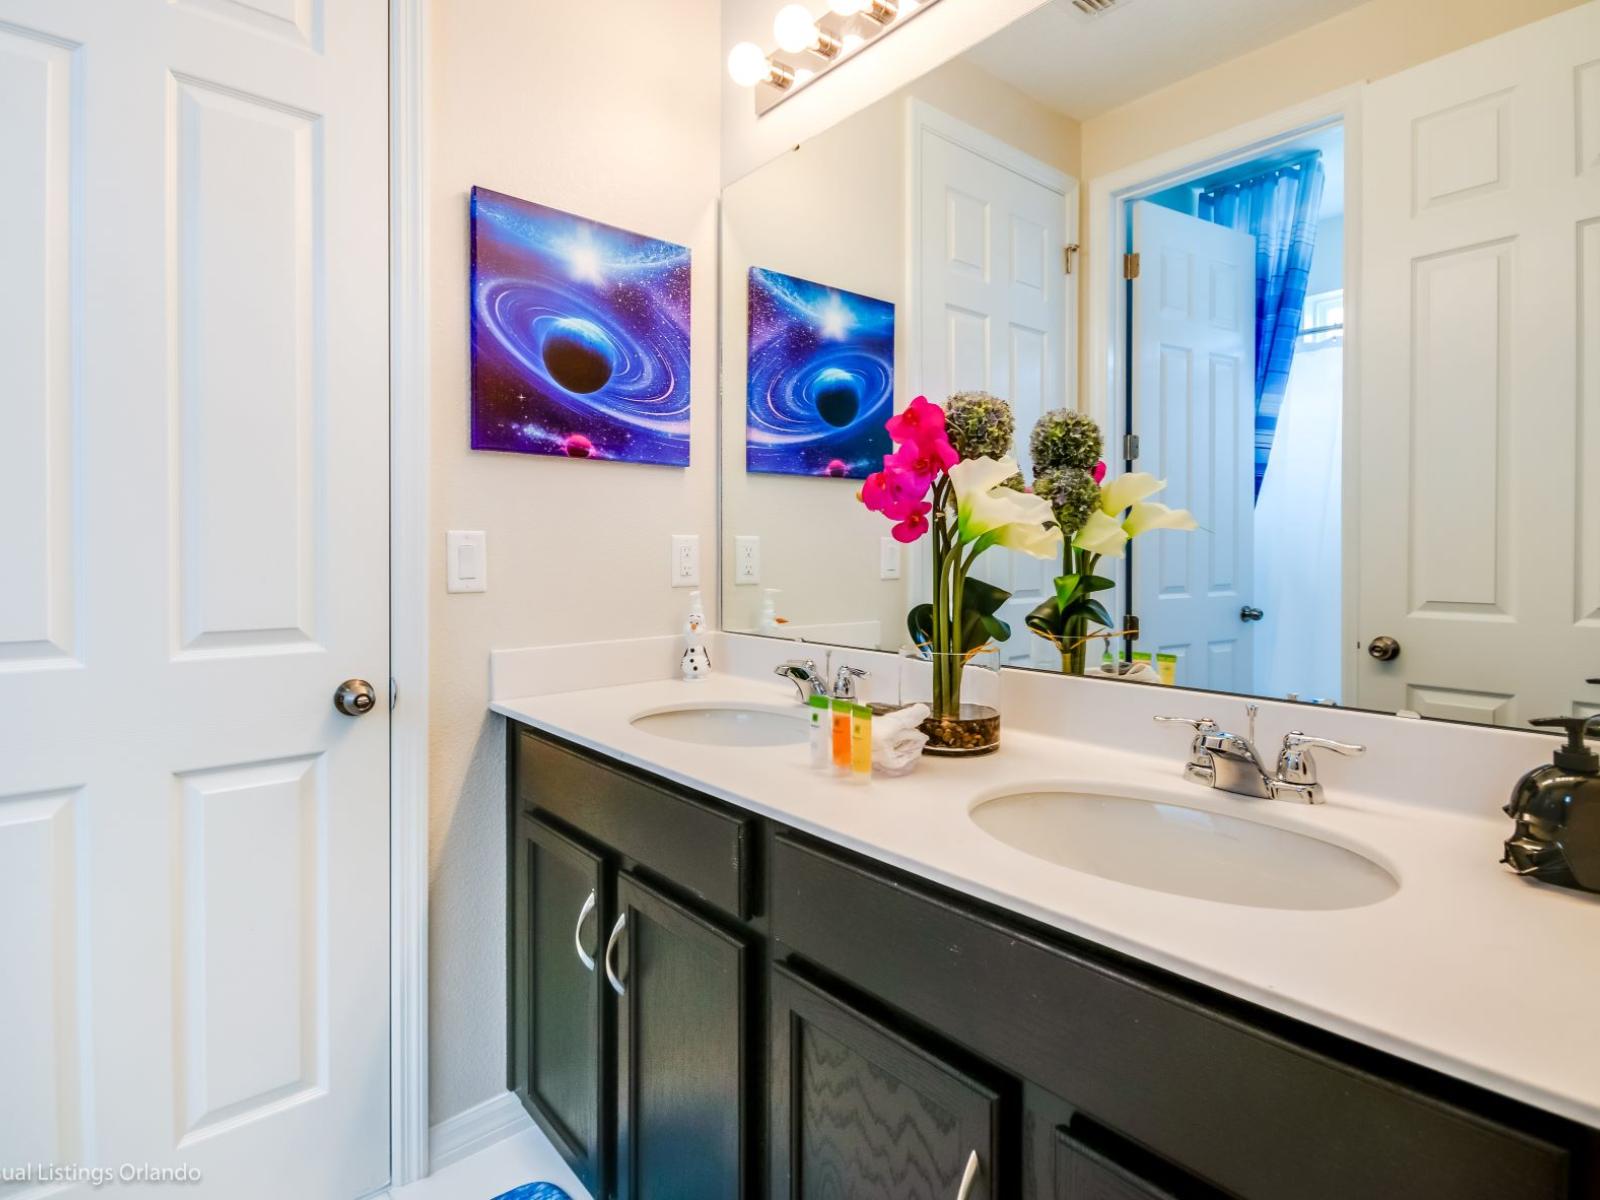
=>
[1502,714,1600,893]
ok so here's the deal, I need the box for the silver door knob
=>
[1240,605,1264,622]
[333,678,378,716]
[1367,637,1401,662]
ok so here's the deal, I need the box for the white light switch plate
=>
[670,534,701,587]
[447,530,487,593]
[879,536,902,581]
[734,535,761,585]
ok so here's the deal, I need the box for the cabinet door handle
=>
[573,890,597,972]
[603,912,627,996]
[955,1149,979,1200]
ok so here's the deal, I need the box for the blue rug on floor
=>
[490,1185,572,1200]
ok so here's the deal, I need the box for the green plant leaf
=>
[907,577,1014,650]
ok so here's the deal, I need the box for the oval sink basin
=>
[970,790,1398,911]
[631,704,809,747]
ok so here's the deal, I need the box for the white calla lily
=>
[948,455,1063,560]
[1097,471,1166,516]
[1072,509,1132,558]
[1124,501,1198,537]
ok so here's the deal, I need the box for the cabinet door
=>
[515,817,607,1197]
[771,966,1002,1200]
[613,872,748,1200]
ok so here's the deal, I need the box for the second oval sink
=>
[631,704,809,747]
[970,789,1398,910]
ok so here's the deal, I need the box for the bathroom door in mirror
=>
[1357,4,1600,727]
[913,107,1075,668]
[1128,200,1258,694]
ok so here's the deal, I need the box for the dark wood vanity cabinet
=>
[509,724,1599,1200]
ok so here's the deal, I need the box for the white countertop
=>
[492,673,1600,1129]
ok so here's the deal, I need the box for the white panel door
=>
[1359,3,1600,726]
[916,111,1073,666]
[1129,201,1257,693]
[0,1,390,1197]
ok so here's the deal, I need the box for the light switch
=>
[447,530,487,593]
[670,534,701,587]
[879,536,902,581]
[734,535,761,585]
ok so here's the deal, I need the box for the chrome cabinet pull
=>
[573,890,597,972]
[603,913,627,996]
[955,1149,979,1200]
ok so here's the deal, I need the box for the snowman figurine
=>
[681,591,713,681]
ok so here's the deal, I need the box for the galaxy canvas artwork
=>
[470,187,691,466]
[746,267,893,479]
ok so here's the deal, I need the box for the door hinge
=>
[390,678,398,710]
[1124,614,1140,643]
[1123,433,1140,461]
[1123,252,1141,280]
[1063,244,1080,275]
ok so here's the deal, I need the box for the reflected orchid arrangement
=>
[860,394,1061,715]
[1024,410,1197,673]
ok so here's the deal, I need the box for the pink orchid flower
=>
[891,501,932,543]
[1093,459,1108,484]
[885,395,945,448]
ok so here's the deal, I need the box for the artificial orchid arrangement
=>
[860,393,1061,719]
[1025,411,1197,673]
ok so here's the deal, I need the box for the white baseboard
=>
[428,1091,533,1173]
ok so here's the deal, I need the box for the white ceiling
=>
[963,0,1370,121]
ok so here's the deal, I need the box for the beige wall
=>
[720,57,1078,645]
[426,0,721,1125]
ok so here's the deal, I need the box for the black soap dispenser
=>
[1502,715,1600,893]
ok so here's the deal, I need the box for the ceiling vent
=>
[1071,0,1131,13]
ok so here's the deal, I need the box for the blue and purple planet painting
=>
[470,187,691,466]
[746,267,893,479]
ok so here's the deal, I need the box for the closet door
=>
[1358,2,1600,725]
[515,818,607,1197]
[770,966,1001,1200]
[612,872,748,1200]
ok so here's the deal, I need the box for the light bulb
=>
[773,4,821,53]
[828,0,865,13]
[727,41,771,87]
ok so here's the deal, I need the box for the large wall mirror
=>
[718,0,1600,731]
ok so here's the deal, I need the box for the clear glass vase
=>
[897,644,1002,756]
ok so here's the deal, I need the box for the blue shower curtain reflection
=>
[1199,155,1325,498]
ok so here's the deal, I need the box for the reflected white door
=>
[1358,3,1600,727]
[915,107,1074,666]
[0,1,390,1196]
[1129,201,1257,691]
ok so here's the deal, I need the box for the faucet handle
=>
[1154,715,1219,733]
[1277,731,1366,788]
[832,664,869,700]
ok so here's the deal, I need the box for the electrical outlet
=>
[879,536,902,581]
[670,534,701,587]
[734,536,761,585]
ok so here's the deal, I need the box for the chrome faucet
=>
[1155,703,1365,805]
[774,658,829,701]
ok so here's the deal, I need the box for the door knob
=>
[333,678,378,716]
[1367,636,1401,662]
[1240,605,1264,622]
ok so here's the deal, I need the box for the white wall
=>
[426,0,722,1126]
[722,0,1049,184]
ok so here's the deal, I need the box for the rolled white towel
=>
[872,703,930,775]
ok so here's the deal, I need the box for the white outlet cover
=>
[879,536,902,581]
[447,530,487,593]
[670,533,701,587]
[734,535,761,585]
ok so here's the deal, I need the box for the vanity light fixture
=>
[727,41,797,90]
[730,0,946,116]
